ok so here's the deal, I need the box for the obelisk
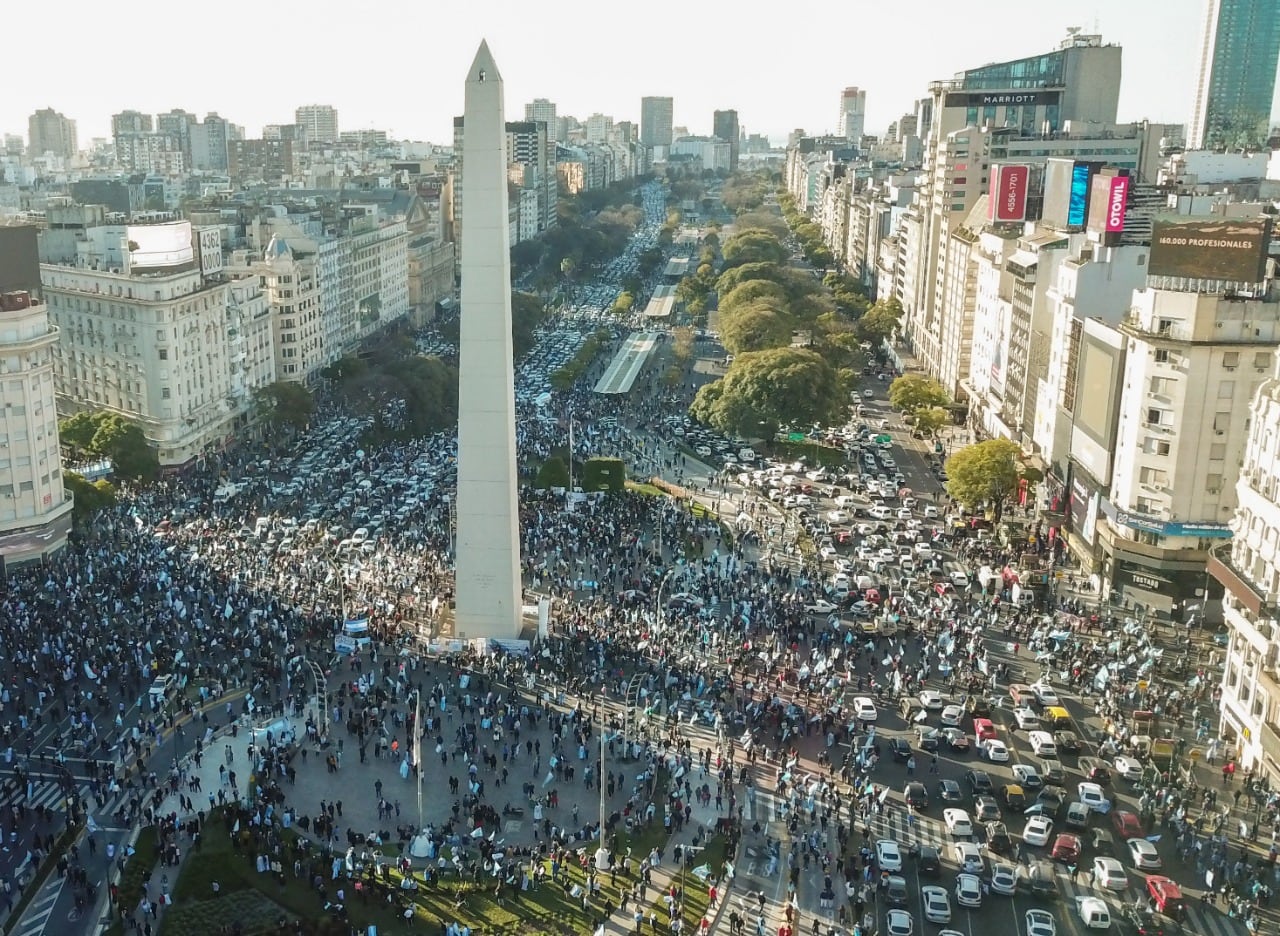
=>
[454,40,522,640]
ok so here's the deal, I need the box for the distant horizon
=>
[3,0,1278,151]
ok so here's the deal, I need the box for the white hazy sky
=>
[4,0,1277,146]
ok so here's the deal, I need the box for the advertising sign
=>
[988,165,1030,223]
[1147,217,1272,283]
[944,90,1060,108]
[127,221,195,270]
[1068,163,1092,227]
[1086,173,1129,241]
[196,227,223,277]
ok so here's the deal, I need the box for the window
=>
[1223,351,1240,368]
[1154,349,1170,363]
[1146,408,1163,426]
[1206,473,1223,493]
[1256,352,1272,370]
[1219,381,1236,399]
[1139,467,1168,487]
[1213,412,1231,433]
[1149,377,1171,395]
[1210,443,1227,461]
[158,349,168,360]
[161,388,171,399]
[1144,438,1170,456]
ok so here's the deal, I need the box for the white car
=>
[943,808,974,838]
[1075,896,1112,930]
[989,862,1018,896]
[1028,731,1057,757]
[922,886,951,923]
[852,697,879,723]
[1091,856,1128,890]
[1030,682,1060,706]
[1113,755,1144,782]
[953,841,984,875]
[955,873,982,908]
[1012,765,1043,788]
[1025,908,1057,936]
[1022,816,1054,847]
[982,739,1010,762]
[1127,837,1162,870]
[827,510,849,523]
[918,690,944,710]
[876,839,903,872]
[886,909,914,936]
[940,704,965,727]
[804,599,838,615]
[1013,707,1041,730]
[1077,782,1113,814]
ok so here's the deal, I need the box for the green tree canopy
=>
[59,411,159,483]
[253,381,316,431]
[534,456,571,490]
[690,347,845,440]
[731,210,789,239]
[719,301,795,354]
[718,279,789,315]
[912,407,950,438]
[65,472,116,520]
[856,297,903,344]
[888,374,950,413]
[720,229,789,269]
[944,438,1032,520]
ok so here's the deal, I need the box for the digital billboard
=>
[1068,163,1092,227]
[988,164,1029,223]
[126,221,195,271]
[1148,217,1272,283]
[1042,160,1099,230]
[1086,172,1129,244]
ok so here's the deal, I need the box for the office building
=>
[111,110,153,138]
[156,109,198,164]
[0,225,72,564]
[295,104,339,144]
[585,114,614,144]
[837,87,867,141]
[525,98,557,125]
[713,109,740,170]
[190,113,238,172]
[28,108,78,159]
[453,117,557,244]
[229,139,295,183]
[641,96,674,147]
[1189,0,1280,150]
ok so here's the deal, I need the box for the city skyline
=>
[6,0,1279,150]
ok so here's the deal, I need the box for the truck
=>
[1075,896,1113,929]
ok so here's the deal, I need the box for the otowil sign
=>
[1147,217,1273,283]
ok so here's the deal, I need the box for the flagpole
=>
[569,419,575,494]
[415,688,423,831]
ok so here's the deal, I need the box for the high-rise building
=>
[0,225,71,565]
[190,113,237,171]
[111,110,153,138]
[157,109,198,164]
[28,108,78,159]
[1189,0,1280,150]
[585,114,614,144]
[713,109,740,169]
[524,98,557,125]
[295,104,339,144]
[837,87,866,140]
[641,96,674,147]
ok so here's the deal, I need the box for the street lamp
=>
[655,566,685,632]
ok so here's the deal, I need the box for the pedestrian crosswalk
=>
[0,779,94,813]
[869,806,948,849]
[1053,868,1246,936]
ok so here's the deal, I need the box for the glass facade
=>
[1197,0,1280,149]
[961,51,1066,90]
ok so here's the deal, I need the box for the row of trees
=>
[322,335,459,440]
[721,171,774,215]
[549,328,611,391]
[59,411,160,483]
[779,192,834,268]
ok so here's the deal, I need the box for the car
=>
[1075,896,1113,929]
[1112,810,1142,839]
[889,738,913,761]
[965,694,994,717]
[1080,758,1112,784]
[937,779,963,803]
[966,770,994,795]
[953,841,985,875]
[905,781,929,810]
[944,808,974,837]
[877,839,904,872]
[915,844,942,876]
[1078,782,1113,814]
[1114,755,1145,782]
[1023,816,1054,846]
[805,599,838,615]
[972,717,998,741]
[940,704,965,726]
[1013,707,1042,730]
[1091,856,1128,891]
[885,874,910,906]
[989,862,1018,895]
[952,871,982,908]
[1030,683,1060,707]
[1065,801,1091,830]
[983,739,1010,762]
[919,690,945,710]
[1028,731,1058,757]
[984,822,1012,853]
[1127,837,1162,870]
[1054,730,1083,754]
[973,795,1002,822]
[1088,827,1115,855]
[1001,784,1027,810]
[1123,905,1177,936]
[852,697,879,723]
[942,728,971,752]
[1012,764,1043,788]
[1026,908,1057,936]
[921,886,951,924]
[1022,860,1058,897]
[1040,758,1066,786]
[915,726,942,752]
[1146,875,1186,921]
[1051,833,1082,864]
[886,909,913,936]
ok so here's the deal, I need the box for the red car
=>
[1051,833,1082,864]
[1112,810,1142,839]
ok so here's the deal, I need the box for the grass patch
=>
[117,826,161,912]
[768,439,849,468]
[625,480,669,498]
[646,835,730,934]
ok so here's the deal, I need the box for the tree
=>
[690,347,845,440]
[944,439,1031,520]
[582,456,626,493]
[670,326,696,364]
[856,297,903,344]
[253,382,315,431]
[60,411,159,482]
[912,407,949,438]
[511,291,548,360]
[718,279,788,315]
[611,292,635,315]
[719,301,794,354]
[534,456,571,491]
[888,375,950,414]
[720,229,789,269]
[65,472,117,520]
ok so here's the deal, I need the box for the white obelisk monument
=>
[454,40,522,640]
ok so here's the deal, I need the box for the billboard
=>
[126,221,195,271]
[1042,160,1099,230]
[1068,163,1092,227]
[1086,173,1129,242]
[988,164,1029,223]
[1148,217,1272,283]
[196,227,223,277]
[944,90,1060,108]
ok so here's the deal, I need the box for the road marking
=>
[14,876,65,936]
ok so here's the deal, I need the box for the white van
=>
[253,517,271,537]
[738,447,756,462]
